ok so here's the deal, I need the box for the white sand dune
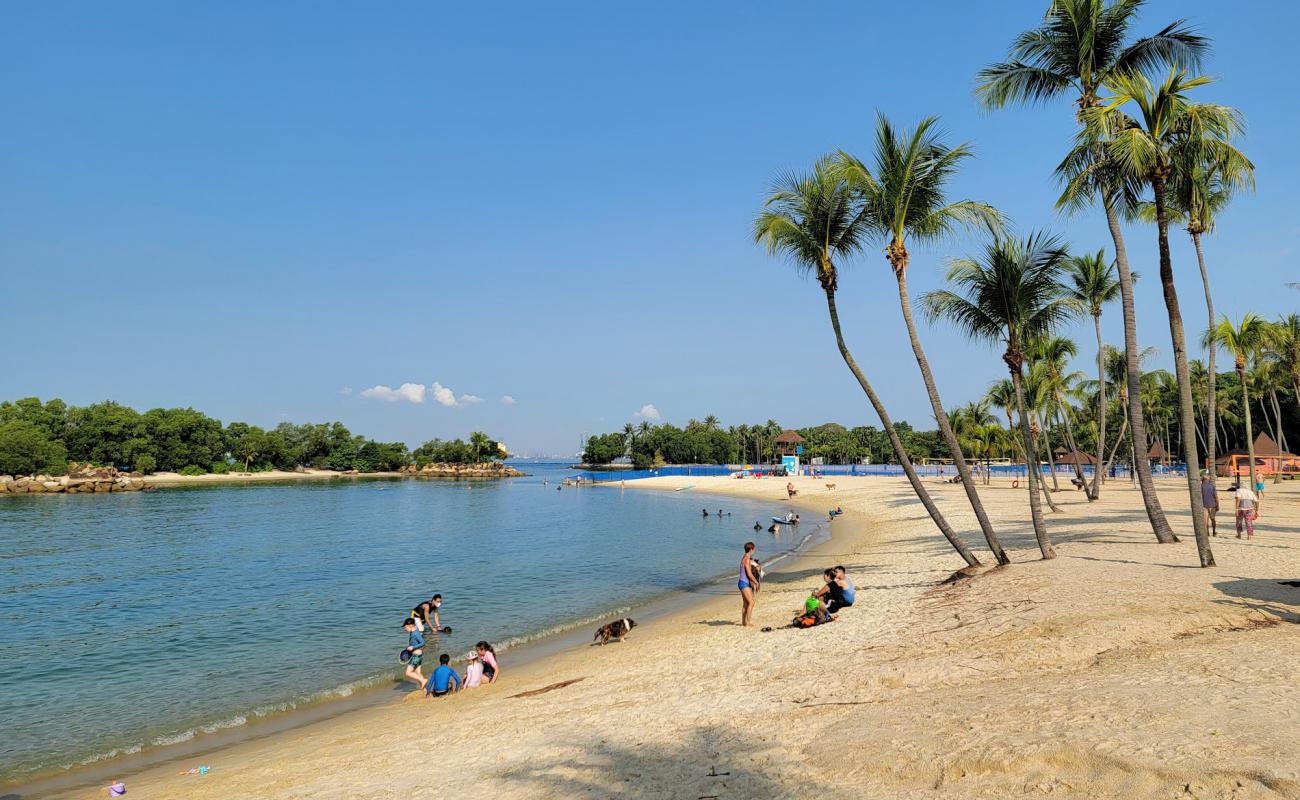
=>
[46,475,1300,799]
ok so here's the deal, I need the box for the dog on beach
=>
[825,483,837,490]
[594,618,637,645]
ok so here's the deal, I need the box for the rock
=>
[93,481,112,493]
[28,481,47,493]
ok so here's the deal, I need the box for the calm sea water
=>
[0,465,798,786]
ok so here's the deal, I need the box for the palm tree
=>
[1205,314,1272,494]
[1030,335,1090,491]
[754,157,981,567]
[1093,70,1246,566]
[1065,250,1122,498]
[834,114,1008,564]
[1159,147,1255,476]
[1273,314,1300,410]
[923,233,1076,560]
[978,0,1205,546]
[702,415,720,431]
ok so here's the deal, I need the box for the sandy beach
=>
[38,474,1300,800]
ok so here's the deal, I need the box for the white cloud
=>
[633,403,661,421]
[500,395,517,405]
[430,382,458,407]
[360,383,427,403]
[459,394,484,405]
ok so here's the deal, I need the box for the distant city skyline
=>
[3,1,1297,453]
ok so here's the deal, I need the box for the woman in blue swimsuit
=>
[738,542,758,627]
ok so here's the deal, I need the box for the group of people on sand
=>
[1199,471,1264,539]
[736,541,855,628]
[400,594,501,698]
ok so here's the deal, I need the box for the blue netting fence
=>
[575,463,1186,482]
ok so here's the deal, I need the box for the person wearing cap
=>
[425,653,461,697]
[1199,472,1219,537]
[402,618,426,689]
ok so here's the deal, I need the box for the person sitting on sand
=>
[475,641,500,684]
[107,780,126,797]
[834,565,856,608]
[803,592,831,624]
[463,652,484,689]
[813,568,852,614]
[402,618,426,688]
[425,653,461,697]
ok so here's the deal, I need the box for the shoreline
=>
[7,480,844,799]
[20,474,1300,799]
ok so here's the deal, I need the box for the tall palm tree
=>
[923,233,1076,560]
[1205,314,1272,494]
[702,415,720,431]
[1158,148,1255,476]
[754,157,981,567]
[834,114,1008,564]
[1065,250,1122,498]
[977,0,1205,546]
[1093,70,1247,566]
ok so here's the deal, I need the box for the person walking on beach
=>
[402,618,426,688]
[1200,473,1220,537]
[475,641,500,684]
[738,542,759,627]
[1234,483,1258,539]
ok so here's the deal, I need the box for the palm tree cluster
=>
[753,0,1292,568]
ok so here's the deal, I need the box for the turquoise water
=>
[0,465,795,787]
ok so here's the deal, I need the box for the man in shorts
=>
[402,618,426,688]
[411,594,443,633]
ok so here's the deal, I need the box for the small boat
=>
[675,485,695,492]
[772,516,798,524]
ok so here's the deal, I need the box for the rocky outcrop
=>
[398,461,526,479]
[1,463,147,495]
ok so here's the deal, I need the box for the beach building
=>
[1147,441,1170,466]
[1054,449,1098,467]
[1214,432,1299,477]
[774,429,806,457]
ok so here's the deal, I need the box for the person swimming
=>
[702,509,709,517]
[753,522,762,531]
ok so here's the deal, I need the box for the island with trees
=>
[0,396,522,494]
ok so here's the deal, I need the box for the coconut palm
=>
[1156,148,1256,474]
[1205,314,1273,494]
[1099,70,1249,564]
[923,233,1076,560]
[1030,335,1090,491]
[754,157,981,566]
[978,0,1204,546]
[1065,250,1122,498]
[834,114,1007,564]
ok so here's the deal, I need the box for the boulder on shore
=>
[399,461,527,479]
[0,463,148,496]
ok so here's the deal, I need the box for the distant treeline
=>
[0,397,503,477]
[584,418,946,470]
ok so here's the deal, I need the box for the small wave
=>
[151,730,195,747]
[199,715,248,735]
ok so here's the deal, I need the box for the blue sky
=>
[3,1,1296,455]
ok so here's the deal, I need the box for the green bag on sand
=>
[804,595,820,614]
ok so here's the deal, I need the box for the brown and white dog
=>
[594,618,636,645]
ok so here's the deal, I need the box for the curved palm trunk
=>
[824,289,981,566]
[1238,365,1259,497]
[1152,179,1213,566]
[1041,417,1062,492]
[894,268,1008,564]
[1103,195,1179,544]
[1191,232,1217,475]
[1268,389,1285,485]
[1103,409,1129,478]
[1034,414,1064,512]
[1011,365,1055,558]
[1089,314,1106,499]
[1057,401,1088,489]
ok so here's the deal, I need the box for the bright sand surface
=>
[42,474,1300,799]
